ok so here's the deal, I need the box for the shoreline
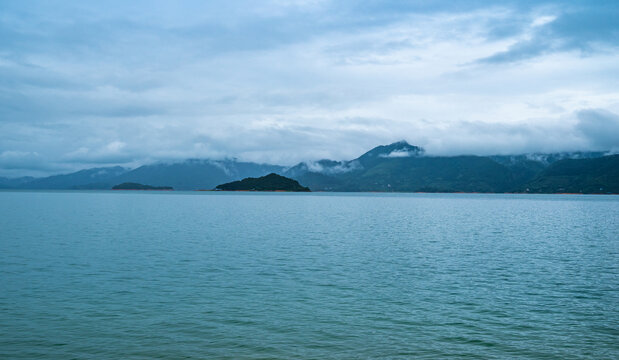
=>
[0,189,616,195]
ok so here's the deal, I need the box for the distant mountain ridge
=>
[2,142,616,193]
[3,160,283,191]
[17,166,128,190]
[112,159,283,190]
[278,142,615,193]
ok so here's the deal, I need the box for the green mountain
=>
[522,155,619,194]
[356,140,424,166]
[112,182,173,190]
[283,142,515,192]
[216,173,310,192]
[342,155,515,192]
[283,141,616,193]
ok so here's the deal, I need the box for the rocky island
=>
[112,182,173,190]
[215,173,310,192]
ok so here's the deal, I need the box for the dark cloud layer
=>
[576,109,619,150]
[479,3,619,63]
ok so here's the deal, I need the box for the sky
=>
[1,0,618,177]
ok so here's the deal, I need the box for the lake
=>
[1,191,617,359]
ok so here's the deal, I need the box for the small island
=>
[112,182,173,190]
[215,173,310,192]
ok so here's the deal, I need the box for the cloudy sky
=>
[1,0,618,176]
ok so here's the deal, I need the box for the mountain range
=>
[1,141,617,194]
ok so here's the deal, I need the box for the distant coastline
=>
[112,182,173,191]
[2,142,617,194]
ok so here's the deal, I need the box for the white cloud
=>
[0,1,618,176]
[380,150,415,158]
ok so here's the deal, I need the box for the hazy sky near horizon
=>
[1,0,618,176]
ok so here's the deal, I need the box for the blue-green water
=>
[1,191,618,359]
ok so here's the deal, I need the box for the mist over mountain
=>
[112,160,284,190]
[281,142,617,193]
[20,166,129,190]
[6,160,282,191]
[4,141,615,194]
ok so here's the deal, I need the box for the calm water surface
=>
[1,191,618,359]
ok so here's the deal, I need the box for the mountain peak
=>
[359,141,425,160]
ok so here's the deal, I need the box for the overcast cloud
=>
[1,0,618,176]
